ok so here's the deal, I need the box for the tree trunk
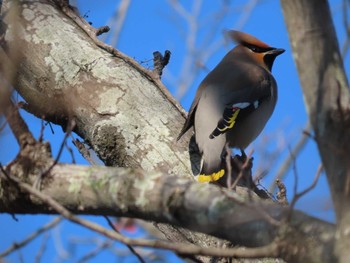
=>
[281,0,350,262]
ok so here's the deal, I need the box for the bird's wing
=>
[209,78,272,139]
[177,84,206,141]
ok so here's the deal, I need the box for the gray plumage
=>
[178,31,284,180]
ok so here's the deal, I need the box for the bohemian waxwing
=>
[178,30,285,183]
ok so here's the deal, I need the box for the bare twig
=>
[72,138,98,165]
[230,149,254,190]
[234,0,260,29]
[225,143,232,188]
[38,118,45,143]
[65,136,76,164]
[0,217,62,257]
[47,120,74,170]
[46,121,55,134]
[34,119,75,189]
[166,0,260,100]
[17,250,24,263]
[104,216,146,263]
[255,181,276,201]
[289,164,324,214]
[106,0,131,47]
[76,239,114,263]
[34,232,49,263]
[269,122,311,193]
[342,0,350,57]
[290,146,299,202]
[0,118,7,132]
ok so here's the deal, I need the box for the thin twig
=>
[34,232,49,263]
[269,123,311,193]
[289,164,324,213]
[0,118,7,132]
[45,121,55,134]
[17,250,24,263]
[290,145,299,203]
[342,0,350,57]
[166,0,260,101]
[76,239,114,263]
[35,119,76,189]
[168,0,202,100]
[65,135,76,164]
[230,149,254,190]
[104,216,146,263]
[109,0,131,47]
[285,164,323,222]
[225,143,232,189]
[72,138,97,165]
[38,118,45,143]
[0,217,62,257]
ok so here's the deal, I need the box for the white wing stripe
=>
[231,102,250,109]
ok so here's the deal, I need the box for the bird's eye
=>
[248,45,259,52]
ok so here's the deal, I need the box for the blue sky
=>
[1,1,349,262]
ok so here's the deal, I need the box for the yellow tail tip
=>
[198,169,225,182]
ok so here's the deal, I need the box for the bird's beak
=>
[268,48,285,56]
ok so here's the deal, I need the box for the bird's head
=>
[226,30,285,72]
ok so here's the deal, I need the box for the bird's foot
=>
[240,149,247,161]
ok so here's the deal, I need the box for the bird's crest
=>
[226,30,271,49]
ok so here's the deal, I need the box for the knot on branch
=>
[276,179,288,206]
[96,26,110,36]
[153,50,171,78]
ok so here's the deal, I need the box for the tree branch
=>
[0,161,335,262]
[2,0,194,175]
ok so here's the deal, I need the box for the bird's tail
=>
[197,158,226,183]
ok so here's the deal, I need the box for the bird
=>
[177,30,285,183]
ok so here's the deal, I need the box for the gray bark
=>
[2,0,196,176]
[281,0,350,262]
[0,163,336,262]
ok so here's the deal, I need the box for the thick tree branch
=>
[0,162,335,262]
[0,166,282,259]
[4,100,35,149]
[2,0,194,176]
